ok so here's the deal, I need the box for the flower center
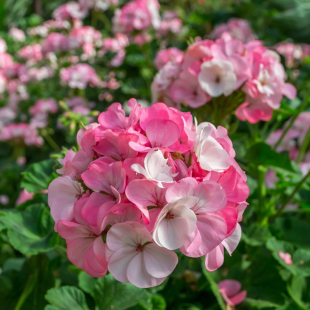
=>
[166,213,174,220]
[136,245,143,252]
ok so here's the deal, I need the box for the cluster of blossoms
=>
[152,32,296,123]
[275,42,310,69]
[209,18,257,43]
[266,112,310,188]
[48,99,249,287]
[0,123,43,146]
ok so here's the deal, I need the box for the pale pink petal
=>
[205,244,224,271]
[218,279,241,297]
[143,243,178,278]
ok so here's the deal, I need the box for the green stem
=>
[201,258,226,310]
[257,165,268,223]
[43,132,60,152]
[272,170,310,221]
[296,126,310,163]
[14,271,38,310]
[274,97,309,150]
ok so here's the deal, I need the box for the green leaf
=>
[287,276,307,309]
[242,225,271,246]
[273,218,310,249]
[78,272,96,297]
[245,142,296,172]
[150,295,166,310]
[201,258,226,310]
[21,159,56,193]
[0,204,57,255]
[93,274,151,310]
[45,286,89,310]
[245,298,280,308]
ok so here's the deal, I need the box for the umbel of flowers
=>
[48,99,249,288]
[152,32,296,124]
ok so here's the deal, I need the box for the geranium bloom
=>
[218,280,247,306]
[53,1,88,20]
[112,0,160,40]
[210,18,256,43]
[9,28,26,42]
[60,64,101,89]
[279,251,293,265]
[152,33,296,123]
[80,0,118,11]
[0,123,43,146]
[48,99,248,287]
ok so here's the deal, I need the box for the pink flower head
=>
[48,99,248,287]
[218,279,247,306]
[279,251,293,265]
[0,123,43,146]
[107,222,178,288]
[42,33,79,54]
[158,11,182,37]
[30,98,58,115]
[80,0,118,11]
[210,18,256,43]
[70,26,102,45]
[60,64,101,89]
[53,1,88,20]
[0,38,7,53]
[154,47,184,70]
[9,28,26,42]
[18,44,43,62]
[15,189,34,206]
[112,0,160,34]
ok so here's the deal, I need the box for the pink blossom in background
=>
[60,64,101,89]
[42,33,79,54]
[80,0,118,11]
[275,42,310,68]
[0,38,7,53]
[0,106,16,129]
[154,47,184,70]
[18,44,43,62]
[48,99,249,287]
[16,189,34,206]
[218,279,247,306]
[0,123,43,146]
[210,18,257,43]
[279,251,293,265]
[0,53,13,69]
[0,195,9,205]
[112,0,160,34]
[158,11,182,37]
[17,156,27,166]
[9,28,26,42]
[70,26,102,45]
[53,1,89,20]
[152,32,296,122]
[30,98,58,115]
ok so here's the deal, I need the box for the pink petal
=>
[143,243,178,278]
[222,224,242,255]
[229,290,247,305]
[57,220,92,240]
[205,244,224,271]
[127,252,166,288]
[146,119,180,148]
[81,192,115,227]
[66,237,93,269]
[165,177,197,202]
[218,279,242,297]
[108,247,138,283]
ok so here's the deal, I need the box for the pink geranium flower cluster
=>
[112,0,160,45]
[48,99,249,287]
[157,11,183,38]
[267,112,310,178]
[152,33,296,123]
[0,123,43,146]
[210,18,257,43]
[60,63,102,89]
[275,41,310,69]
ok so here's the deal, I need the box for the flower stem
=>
[296,126,310,163]
[271,170,310,221]
[274,97,309,150]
